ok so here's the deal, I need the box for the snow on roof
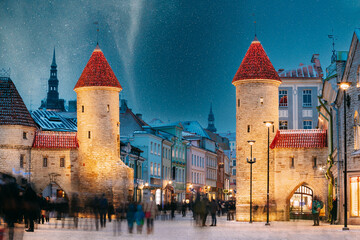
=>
[180,121,210,139]
[31,110,77,132]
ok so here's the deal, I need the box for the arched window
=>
[354,111,360,149]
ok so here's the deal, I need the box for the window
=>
[303,120,312,129]
[197,156,199,167]
[238,99,240,107]
[350,176,360,217]
[279,121,288,130]
[279,90,288,107]
[88,131,91,139]
[82,105,84,112]
[355,111,360,150]
[43,157,48,167]
[232,159,236,166]
[150,162,153,175]
[158,164,160,176]
[291,157,295,168]
[232,168,236,176]
[357,66,360,88]
[60,157,65,167]
[192,155,194,166]
[260,97,264,105]
[247,125,251,133]
[23,132,27,139]
[303,90,312,107]
[20,155,24,168]
[107,104,110,112]
[151,142,153,153]
[313,157,317,169]
[158,145,161,156]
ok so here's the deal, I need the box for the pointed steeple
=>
[206,103,216,133]
[74,44,122,90]
[51,47,57,68]
[232,36,281,85]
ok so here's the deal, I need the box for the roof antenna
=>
[328,29,336,63]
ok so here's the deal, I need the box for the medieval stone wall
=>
[273,147,328,221]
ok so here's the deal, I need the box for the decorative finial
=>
[328,29,336,63]
[51,47,57,67]
[94,21,99,45]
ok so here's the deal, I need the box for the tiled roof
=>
[270,129,327,149]
[0,77,36,127]
[31,110,77,132]
[232,37,281,84]
[74,44,122,90]
[33,131,78,149]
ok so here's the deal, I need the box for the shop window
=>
[350,176,360,217]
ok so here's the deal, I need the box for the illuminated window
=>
[355,111,360,150]
[60,157,65,168]
[279,90,288,107]
[279,121,288,130]
[350,176,360,217]
[150,162,153,175]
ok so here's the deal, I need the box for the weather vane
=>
[252,13,256,37]
[328,29,337,63]
[94,21,99,44]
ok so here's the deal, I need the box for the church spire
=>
[206,103,217,133]
[51,47,57,68]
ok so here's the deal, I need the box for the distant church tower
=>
[74,44,133,204]
[39,48,65,111]
[206,104,217,133]
[233,36,281,222]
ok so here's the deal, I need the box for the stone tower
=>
[233,36,281,222]
[206,103,217,133]
[74,44,133,205]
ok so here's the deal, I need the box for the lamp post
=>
[263,121,273,226]
[247,140,256,223]
[339,81,351,231]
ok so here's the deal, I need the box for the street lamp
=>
[338,81,351,231]
[247,140,256,223]
[263,121,273,226]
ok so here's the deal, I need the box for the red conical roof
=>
[74,44,122,90]
[232,37,281,84]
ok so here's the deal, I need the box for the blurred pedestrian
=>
[181,201,186,217]
[210,199,218,226]
[144,196,157,234]
[92,196,100,231]
[135,204,145,234]
[312,196,323,226]
[23,184,39,232]
[113,203,123,236]
[70,193,80,229]
[99,193,108,228]
[126,200,136,233]
[330,198,337,224]
[108,202,114,223]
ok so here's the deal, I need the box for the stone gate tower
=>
[233,36,281,221]
[74,44,133,205]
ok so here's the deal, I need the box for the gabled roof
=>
[31,110,77,132]
[74,44,122,90]
[180,121,210,139]
[232,37,281,84]
[270,129,327,149]
[32,131,78,149]
[0,77,36,127]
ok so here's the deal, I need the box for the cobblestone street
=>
[2,214,358,240]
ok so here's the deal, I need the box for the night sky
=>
[0,0,359,133]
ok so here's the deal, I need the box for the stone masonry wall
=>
[235,80,280,222]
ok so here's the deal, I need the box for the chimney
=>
[136,113,142,120]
